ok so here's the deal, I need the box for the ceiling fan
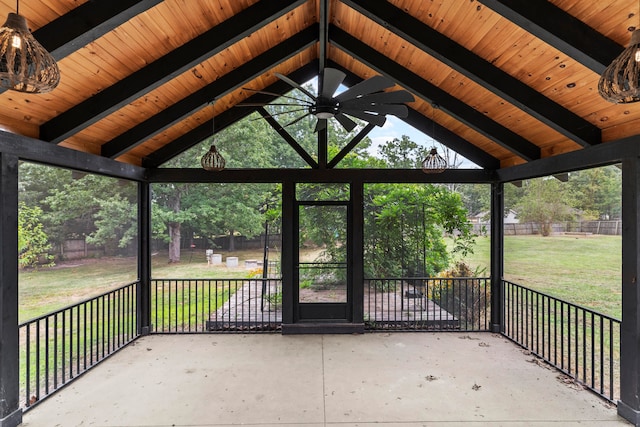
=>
[240,67,415,132]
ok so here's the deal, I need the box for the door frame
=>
[281,180,365,334]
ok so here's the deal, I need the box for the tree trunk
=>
[228,230,235,252]
[168,222,181,263]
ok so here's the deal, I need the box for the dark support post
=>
[281,180,295,325]
[351,179,364,324]
[137,181,151,335]
[618,156,640,426]
[0,152,22,427]
[318,125,328,169]
[490,182,504,333]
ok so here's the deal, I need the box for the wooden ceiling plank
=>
[142,62,319,167]
[40,0,307,145]
[329,25,540,161]
[479,0,622,74]
[101,25,318,159]
[343,0,601,147]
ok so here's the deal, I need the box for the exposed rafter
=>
[35,0,164,61]
[329,25,540,161]
[342,0,601,148]
[142,62,319,168]
[101,26,317,158]
[40,0,307,144]
[479,0,622,74]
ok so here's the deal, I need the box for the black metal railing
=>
[151,278,282,333]
[503,280,620,402]
[365,277,491,331]
[20,281,138,409]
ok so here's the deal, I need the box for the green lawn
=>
[19,236,623,323]
[18,249,270,323]
[460,234,622,319]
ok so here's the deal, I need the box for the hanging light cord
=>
[15,0,19,15]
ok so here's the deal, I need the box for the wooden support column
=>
[618,156,640,426]
[281,180,294,325]
[490,182,504,333]
[0,152,22,427]
[351,179,364,324]
[137,181,151,335]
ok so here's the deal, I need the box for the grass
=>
[18,248,277,323]
[459,234,622,319]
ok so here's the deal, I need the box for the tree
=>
[377,135,423,168]
[516,178,574,236]
[18,202,53,268]
[568,166,621,220]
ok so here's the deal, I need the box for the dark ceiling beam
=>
[40,0,307,144]
[257,107,319,168]
[496,135,638,183]
[318,0,329,75]
[479,0,622,74]
[35,0,163,61]
[402,109,501,170]
[327,123,376,169]
[331,61,501,170]
[101,25,318,159]
[0,132,144,181]
[342,0,601,148]
[148,167,495,184]
[142,62,319,168]
[329,26,540,161]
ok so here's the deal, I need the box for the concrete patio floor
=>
[22,332,630,427]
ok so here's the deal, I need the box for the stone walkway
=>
[207,280,457,331]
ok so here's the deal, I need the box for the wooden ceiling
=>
[0,0,639,170]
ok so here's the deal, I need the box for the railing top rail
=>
[367,277,491,281]
[503,279,621,323]
[151,277,282,282]
[19,280,139,327]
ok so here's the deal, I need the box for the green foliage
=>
[376,135,424,168]
[86,194,138,254]
[364,183,474,278]
[515,178,575,236]
[18,202,53,268]
[568,166,621,220]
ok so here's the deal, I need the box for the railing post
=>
[0,152,22,427]
[490,182,504,333]
[137,181,151,335]
[618,156,640,426]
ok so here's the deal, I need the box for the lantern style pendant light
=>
[0,1,60,93]
[201,101,226,171]
[421,104,447,174]
[598,2,640,103]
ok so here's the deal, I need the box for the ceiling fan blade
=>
[340,90,415,106]
[334,75,395,103]
[321,68,346,99]
[314,118,327,132]
[258,108,310,118]
[275,73,317,101]
[333,113,357,132]
[349,104,408,118]
[341,109,387,127]
[242,87,314,104]
[237,102,308,107]
[282,112,312,128]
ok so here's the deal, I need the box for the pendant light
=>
[421,103,447,174]
[0,0,60,93]
[201,101,226,171]
[598,2,640,103]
